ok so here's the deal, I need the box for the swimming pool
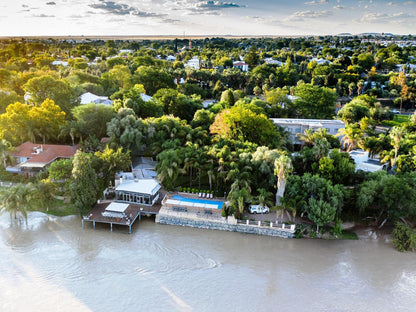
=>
[172,195,224,209]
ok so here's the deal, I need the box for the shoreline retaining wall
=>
[155,208,294,238]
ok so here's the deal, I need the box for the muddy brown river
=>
[1,212,415,312]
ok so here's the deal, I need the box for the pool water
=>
[172,195,224,209]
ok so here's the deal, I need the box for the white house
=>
[264,58,283,66]
[166,55,176,62]
[233,61,249,72]
[271,118,345,144]
[115,179,161,206]
[79,92,113,105]
[51,60,68,66]
[185,56,200,70]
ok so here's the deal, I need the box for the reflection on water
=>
[1,212,416,312]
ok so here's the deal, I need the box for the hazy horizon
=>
[1,0,415,37]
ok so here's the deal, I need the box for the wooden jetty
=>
[82,201,161,234]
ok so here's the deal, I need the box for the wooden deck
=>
[82,201,161,234]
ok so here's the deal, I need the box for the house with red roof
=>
[6,142,78,177]
[233,61,249,72]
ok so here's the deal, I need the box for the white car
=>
[249,205,270,214]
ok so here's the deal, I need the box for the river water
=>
[0,212,415,312]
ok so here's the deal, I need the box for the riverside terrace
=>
[82,201,161,234]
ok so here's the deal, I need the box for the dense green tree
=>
[0,90,22,113]
[70,151,100,216]
[392,222,416,252]
[294,83,337,119]
[191,109,215,131]
[72,103,116,140]
[210,106,281,147]
[337,99,370,124]
[134,66,175,95]
[94,146,131,189]
[23,75,77,115]
[308,198,337,232]
[107,108,145,155]
[285,173,344,218]
[358,171,416,221]
[153,88,202,122]
[48,158,73,181]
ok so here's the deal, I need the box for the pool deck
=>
[162,192,226,214]
[82,200,161,234]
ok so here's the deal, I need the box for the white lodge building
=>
[115,178,161,206]
[271,118,345,144]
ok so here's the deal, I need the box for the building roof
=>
[13,142,78,167]
[105,202,129,213]
[271,118,345,127]
[140,94,153,102]
[116,179,161,196]
[80,92,112,105]
[349,149,384,172]
[233,61,248,66]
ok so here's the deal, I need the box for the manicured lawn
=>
[30,198,79,216]
[393,114,411,123]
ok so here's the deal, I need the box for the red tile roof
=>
[13,142,78,165]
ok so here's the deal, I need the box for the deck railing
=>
[237,219,296,232]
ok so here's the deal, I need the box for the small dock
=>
[82,201,161,234]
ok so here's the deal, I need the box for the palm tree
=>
[257,188,273,209]
[0,183,37,224]
[313,138,330,160]
[59,121,81,146]
[274,153,293,206]
[257,188,273,222]
[34,179,56,212]
[280,195,299,223]
[227,187,251,217]
[297,128,315,147]
[156,149,183,190]
[336,124,362,152]
[0,139,14,169]
[390,126,404,168]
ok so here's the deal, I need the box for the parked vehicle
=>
[249,205,270,214]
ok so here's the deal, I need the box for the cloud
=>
[355,11,415,24]
[304,0,328,5]
[182,0,245,15]
[333,5,344,9]
[89,1,165,18]
[387,1,395,5]
[197,1,244,10]
[46,2,56,5]
[284,10,333,21]
[32,14,55,17]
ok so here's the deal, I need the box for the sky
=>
[0,0,415,37]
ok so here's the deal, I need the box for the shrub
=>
[332,218,343,237]
[392,222,416,252]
